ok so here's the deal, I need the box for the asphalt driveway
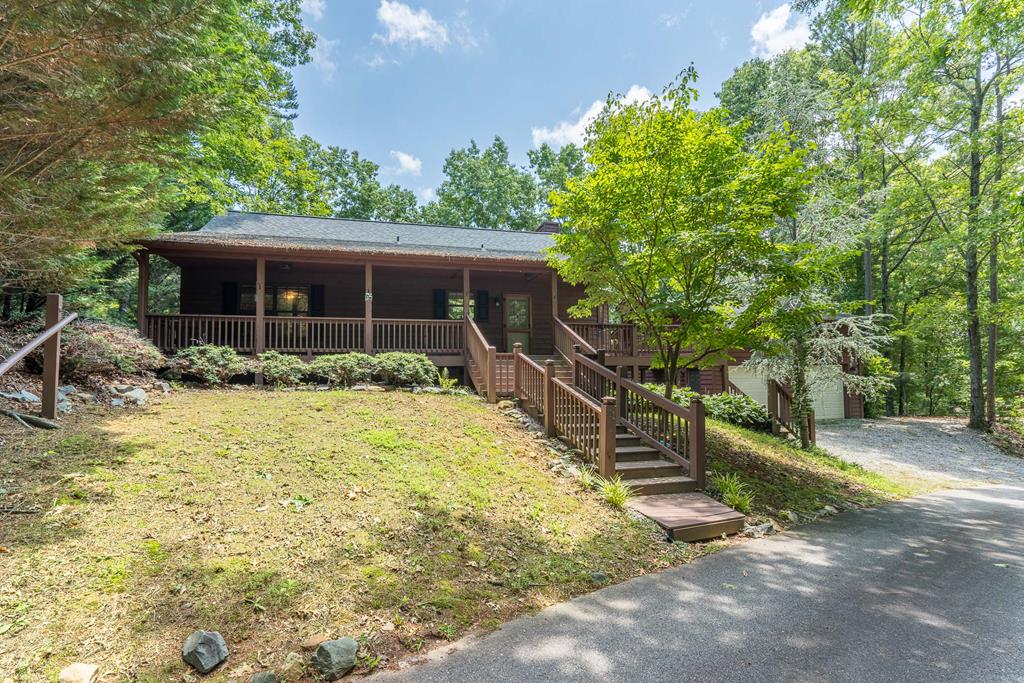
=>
[375,484,1024,683]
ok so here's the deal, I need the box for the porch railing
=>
[373,318,462,354]
[147,314,257,353]
[567,322,662,358]
[267,317,364,354]
[554,317,597,363]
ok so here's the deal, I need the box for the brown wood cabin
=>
[135,210,862,418]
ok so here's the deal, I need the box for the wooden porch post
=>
[41,294,62,420]
[364,263,373,353]
[598,396,617,478]
[486,345,497,404]
[255,257,266,353]
[462,267,470,320]
[688,397,706,489]
[551,271,559,319]
[543,359,556,436]
[134,251,149,336]
[513,342,522,399]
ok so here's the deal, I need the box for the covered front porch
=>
[134,250,586,369]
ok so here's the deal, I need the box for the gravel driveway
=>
[815,417,1024,485]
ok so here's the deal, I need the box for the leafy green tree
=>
[0,0,314,293]
[528,142,585,218]
[421,137,541,230]
[550,71,813,399]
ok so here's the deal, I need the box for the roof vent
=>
[396,235,400,243]
[537,221,561,234]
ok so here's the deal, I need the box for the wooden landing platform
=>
[628,492,746,542]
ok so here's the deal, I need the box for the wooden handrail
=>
[554,317,598,358]
[0,294,76,420]
[0,312,77,378]
[465,316,497,402]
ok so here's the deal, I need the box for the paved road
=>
[816,417,1024,485]
[376,485,1024,683]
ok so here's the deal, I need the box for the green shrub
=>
[643,382,771,431]
[172,345,249,385]
[711,471,754,514]
[256,351,308,387]
[372,352,437,386]
[436,368,458,391]
[598,475,634,509]
[702,393,771,431]
[4,317,164,380]
[307,353,376,387]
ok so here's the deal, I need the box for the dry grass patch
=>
[0,390,684,681]
[707,419,928,521]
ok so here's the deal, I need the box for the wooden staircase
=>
[613,428,698,495]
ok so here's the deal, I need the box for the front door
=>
[504,294,531,353]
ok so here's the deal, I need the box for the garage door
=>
[727,366,846,420]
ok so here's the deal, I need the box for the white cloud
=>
[417,187,436,202]
[751,4,811,58]
[311,34,338,78]
[374,1,449,50]
[301,0,326,20]
[531,85,652,148]
[658,11,687,29]
[389,150,423,176]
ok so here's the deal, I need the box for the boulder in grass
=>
[250,672,279,683]
[310,638,358,680]
[182,630,229,673]
[58,663,98,683]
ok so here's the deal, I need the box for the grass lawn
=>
[1,390,685,681]
[0,391,923,681]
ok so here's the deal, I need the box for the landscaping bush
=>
[172,345,249,385]
[256,351,308,387]
[307,353,377,387]
[702,392,771,431]
[372,352,437,386]
[642,382,771,431]
[3,317,165,380]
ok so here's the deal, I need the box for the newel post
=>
[543,360,556,437]
[486,345,497,404]
[616,365,627,420]
[688,397,706,489]
[41,294,62,420]
[512,342,522,399]
[598,396,617,478]
[767,379,780,435]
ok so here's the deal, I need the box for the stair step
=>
[615,444,661,456]
[615,459,684,479]
[615,432,642,444]
[625,475,698,496]
[628,493,746,542]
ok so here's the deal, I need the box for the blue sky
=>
[291,1,812,203]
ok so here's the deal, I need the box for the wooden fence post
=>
[41,294,62,420]
[543,360,556,437]
[807,409,816,446]
[486,345,497,404]
[688,397,706,489]
[512,342,522,399]
[767,379,780,436]
[616,365,627,420]
[598,396,617,478]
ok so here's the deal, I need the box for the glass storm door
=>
[505,294,531,353]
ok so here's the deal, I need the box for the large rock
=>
[310,638,358,680]
[122,387,148,405]
[182,630,229,674]
[250,673,279,683]
[58,663,98,683]
[279,652,305,680]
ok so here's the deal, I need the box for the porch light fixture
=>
[364,292,373,302]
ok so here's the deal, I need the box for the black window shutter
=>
[310,285,325,317]
[475,290,489,322]
[222,282,239,315]
[433,289,447,319]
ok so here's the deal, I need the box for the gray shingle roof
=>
[145,211,555,262]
